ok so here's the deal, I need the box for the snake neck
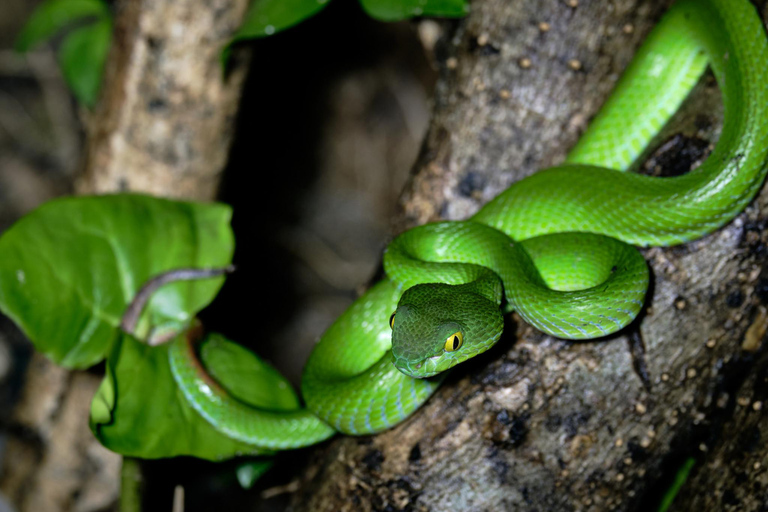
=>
[384,220,520,301]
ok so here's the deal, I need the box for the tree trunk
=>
[77,0,250,200]
[0,0,250,509]
[289,0,768,510]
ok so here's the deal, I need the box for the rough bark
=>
[0,356,122,512]
[289,0,768,511]
[0,0,250,509]
[672,319,768,511]
[77,0,250,200]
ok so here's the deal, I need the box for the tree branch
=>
[0,0,252,509]
[289,0,768,510]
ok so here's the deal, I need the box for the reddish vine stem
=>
[119,266,235,337]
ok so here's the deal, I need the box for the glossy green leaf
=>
[58,17,111,106]
[201,334,301,411]
[231,0,330,42]
[91,334,262,460]
[0,195,234,369]
[359,0,468,21]
[15,0,109,52]
[91,333,301,460]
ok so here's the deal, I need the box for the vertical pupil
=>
[452,336,460,350]
[389,313,395,329]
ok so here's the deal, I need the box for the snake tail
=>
[168,329,335,450]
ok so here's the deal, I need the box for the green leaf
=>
[658,458,696,512]
[236,459,274,488]
[359,0,468,21]
[91,334,263,460]
[222,0,330,74]
[201,334,301,411]
[91,333,301,460]
[231,0,330,42]
[0,194,234,369]
[15,0,109,53]
[58,17,111,106]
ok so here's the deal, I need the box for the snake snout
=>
[391,355,416,377]
[392,348,426,377]
[392,358,431,378]
[392,349,443,379]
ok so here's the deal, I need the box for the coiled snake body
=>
[169,0,768,450]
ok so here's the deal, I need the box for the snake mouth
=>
[392,355,442,379]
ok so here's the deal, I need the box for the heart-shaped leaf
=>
[0,194,234,368]
[91,332,302,460]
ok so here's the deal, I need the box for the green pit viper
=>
[168,0,768,450]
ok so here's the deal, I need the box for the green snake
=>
[169,0,768,450]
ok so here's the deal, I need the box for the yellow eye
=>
[444,331,463,352]
[389,312,396,330]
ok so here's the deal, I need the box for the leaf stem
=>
[120,266,235,336]
[657,457,696,512]
[120,457,144,512]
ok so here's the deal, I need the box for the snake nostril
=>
[415,363,422,369]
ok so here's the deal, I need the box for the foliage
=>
[657,458,696,512]
[0,195,285,461]
[358,0,468,21]
[232,0,467,42]
[91,332,293,460]
[15,0,111,106]
[0,195,232,368]
[16,0,468,103]
[8,0,468,465]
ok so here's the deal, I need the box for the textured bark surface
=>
[289,0,768,511]
[672,322,768,512]
[0,354,122,512]
[77,0,250,200]
[0,0,250,510]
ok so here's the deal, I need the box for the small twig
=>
[120,266,235,336]
[172,485,185,512]
[261,479,302,500]
[120,457,144,512]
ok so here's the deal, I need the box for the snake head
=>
[390,283,504,379]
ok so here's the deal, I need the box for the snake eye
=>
[444,331,463,352]
[389,312,396,330]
